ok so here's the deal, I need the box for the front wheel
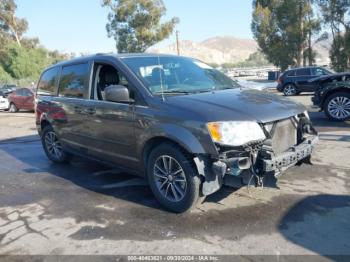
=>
[41,125,72,163]
[147,143,203,213]
[283,84,298,96]
[324,92,350,121]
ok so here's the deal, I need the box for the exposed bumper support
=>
[195,135,318,196]
[261,135,318,173]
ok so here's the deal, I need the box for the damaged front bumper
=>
[195,117,319,196]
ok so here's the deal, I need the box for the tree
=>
[0,65,12,83]
[317,0,350,71]
[102,0,178,53]
[0,0,28,46]
[252,0,320,70]
[1,44,48,79]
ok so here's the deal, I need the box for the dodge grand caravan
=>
[36,54,318,213]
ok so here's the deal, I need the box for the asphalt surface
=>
[0,93,349,257]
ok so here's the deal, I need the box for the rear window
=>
[296,68,311,76]
[22,88,33,96]
[58,63,89,98]
[37,67,59,96]
[285,70,295,77]
[15,89,24,96]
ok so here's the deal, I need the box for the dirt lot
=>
[0,93,349,258]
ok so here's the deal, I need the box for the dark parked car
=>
[0,84,17,95]
[311,73,350,121]
[7,87,35,112]
[277,66,333,96]
[36,54,318,213]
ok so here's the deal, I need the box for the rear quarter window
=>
[296,68,311,76]
[285,70,295,77]
[37,67,59,96]
[58,63,89,98]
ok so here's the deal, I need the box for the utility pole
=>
[176,30,180,56]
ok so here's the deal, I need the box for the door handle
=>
[83,108,96,115]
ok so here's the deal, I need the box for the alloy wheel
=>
[153,155,187,202]
[328,96,350,120]
[44,131,63,160]
[284,85,296,96]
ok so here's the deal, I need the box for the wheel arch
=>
[39,119,52,137]
[41,119,51,130]
[321,87,350,108]
[142,136,195,172]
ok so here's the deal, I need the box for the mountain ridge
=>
[149,36,330,65]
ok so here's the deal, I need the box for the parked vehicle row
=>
[277,66,333,96]
[35,54,318,213]
[0,87,35,112]
[276,66,350,122]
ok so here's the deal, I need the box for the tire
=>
[147,143,202,213]
[8,103,18,113]
[283,84,298,96]
[41,125,72,163]
[324,92,350,121]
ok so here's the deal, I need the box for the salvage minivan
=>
[36,54,318,213]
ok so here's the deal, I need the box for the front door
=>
[81,62,138,168]
[21,89,34,109]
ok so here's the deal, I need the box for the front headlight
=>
[207,121,266,147]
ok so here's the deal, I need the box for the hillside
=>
[149,36,330,65]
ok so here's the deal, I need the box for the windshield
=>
[121,56,240,95]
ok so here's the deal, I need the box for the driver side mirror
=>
[105,85,134,103]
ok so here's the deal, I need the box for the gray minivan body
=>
[36,54,318,212]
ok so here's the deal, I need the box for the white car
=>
[0,91,9,110]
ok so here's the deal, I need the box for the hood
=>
[166,89,306,123]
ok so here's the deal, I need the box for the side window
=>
[59,63,89,98]
[286,70,295,77]
[16,89,24,96]
[312,68,326,76]
[296,68,310,76]
[37,67,59,96]
[22,89,32,96]
[93,64,132,101]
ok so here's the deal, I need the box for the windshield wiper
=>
[154,90,190,95]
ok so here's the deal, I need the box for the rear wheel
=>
[283,84,298,96]
[324,92,350,121]
[9,103,18,113]
[41,125,72,163]
[147,143,202,213]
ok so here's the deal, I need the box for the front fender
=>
[137,123,218,159]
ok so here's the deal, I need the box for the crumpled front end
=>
[195,113,318,196]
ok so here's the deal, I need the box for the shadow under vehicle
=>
[35,54,318,213]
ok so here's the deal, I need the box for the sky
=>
[16,0,253,54]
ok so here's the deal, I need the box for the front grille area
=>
[269,118,297,154]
